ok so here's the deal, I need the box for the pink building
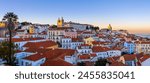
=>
[65,31,77,38]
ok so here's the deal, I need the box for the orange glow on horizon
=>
[95,23,150,34]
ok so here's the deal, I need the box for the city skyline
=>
[0,0,150,34]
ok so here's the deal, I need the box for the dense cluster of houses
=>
[0,19,150,66]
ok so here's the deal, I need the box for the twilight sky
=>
[0,0,150,34]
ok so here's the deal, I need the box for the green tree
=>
[51,25,57,28]
[94,58,109,66]
[21,21,32,26]
[94,26,100,31]
[0,42,18,65]
[86,26,89,30]
[90,26,99,31]
[77,62,86,66]
[2,12,18,65]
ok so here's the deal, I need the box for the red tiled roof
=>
[23,41,57,48]
[84,61,94,66]
[123,54,137,61]
[23,48,76,63]
[43,49,76,60]
[111,46,122,50]
[92,41,106,45]
[23,53,45,61]
[136,53,144,60]
[92,46,110,52]
[107,57,116,63]
[60,49,76,59]
[16,50,23,53]
[109,62,127,66]
[112,56,121,61]
[107,56,121,63]
[135,41,150,44]
[41,59,73,66]
[72,38,82,42]
[80,44,90,47]
[12,38,44,42]
[78,54,91,59]
[91,53,97,57]
[24,48,51,53]
[139,55,150,62]
[137,61,142,66]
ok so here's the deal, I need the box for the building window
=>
[21,61,24,65]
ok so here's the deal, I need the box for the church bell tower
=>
[57,17,64,27]
[108,24,112,30]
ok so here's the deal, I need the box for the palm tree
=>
[2,12,18,65]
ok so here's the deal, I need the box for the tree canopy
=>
[94,58,109,66]
[0,41,18,65]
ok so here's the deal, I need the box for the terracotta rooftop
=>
[111,56,121,61]
[92,46,110,52]
[123,54,137,61]
[43,49,76,60]
[78,54,91,59]
[84,61,94,66]
[91,53,97,57]
[136,53,144,60]
[80,44,91,47]
[24,48,51,53]
[12,38,44,42]
[92,41,107,45]
[111,47,122,50]
[23,40,58,49]
[109,62,127,66]
[139,55,150,62]
[135,41,150,44]
[23,49,76,62]
[72,38,82,42]
[16,50,23,53]
[23,53,45,61]
[41,59,73,66]
[107,57,116,63]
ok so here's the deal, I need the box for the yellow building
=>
[83,37,95,45]
[0,22,6,28]
[29,26,35,33]
[108,24,112,30]
[57,17,64,27]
